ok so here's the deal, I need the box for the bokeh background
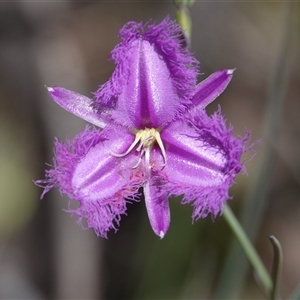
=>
[0,1,299,299]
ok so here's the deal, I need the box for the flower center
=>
[111,128,167,175]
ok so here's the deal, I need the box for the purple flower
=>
[36,18,250,238]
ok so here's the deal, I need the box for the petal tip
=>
[45,85,55,93]
[159,230,165,239]
[226,68,236,75]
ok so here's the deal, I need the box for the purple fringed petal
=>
[36,126,104,198]
[143,177,170,238]
[94,17,198,128]
[72,126,136,202]
[36,126,145,238]
[162,121,227,188]
[161,109,250,219]
[70,126,145,237]
[110,39,181,128]
[191,69,234,110]
[47,86,106,128]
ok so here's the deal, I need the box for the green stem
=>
[223,205,273,295]
[173,0,193,49]
[269,236,283,300]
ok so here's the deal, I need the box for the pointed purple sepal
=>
[191,69,235,109]
[144,180,170,238]
[47,86,106,128]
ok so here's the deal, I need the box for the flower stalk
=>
[269,236,283,300]
[173,0,194,48]
[223,205,273,295]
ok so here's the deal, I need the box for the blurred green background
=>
[0,1,299,299]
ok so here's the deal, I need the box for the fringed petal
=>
[161,109,250,220]
[72,127,136,202]
[36,126,145,238]
[94,17,199,128]
[36,126,105,198]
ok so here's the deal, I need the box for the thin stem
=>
[269,236,283,300]
[173,0,194,48]
[223,205,273,295]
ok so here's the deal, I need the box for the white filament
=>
[111,128,167,171]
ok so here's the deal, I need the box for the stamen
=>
[111,132,142,157]
[145,146,151,178]
[132,155,143,169]
[110,128,167,170]
[154,131,167,167]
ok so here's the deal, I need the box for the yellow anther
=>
[111,128,167,168]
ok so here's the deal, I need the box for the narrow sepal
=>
[191,69,234,109]
[47,86,106,128]
[144,179,170,238]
